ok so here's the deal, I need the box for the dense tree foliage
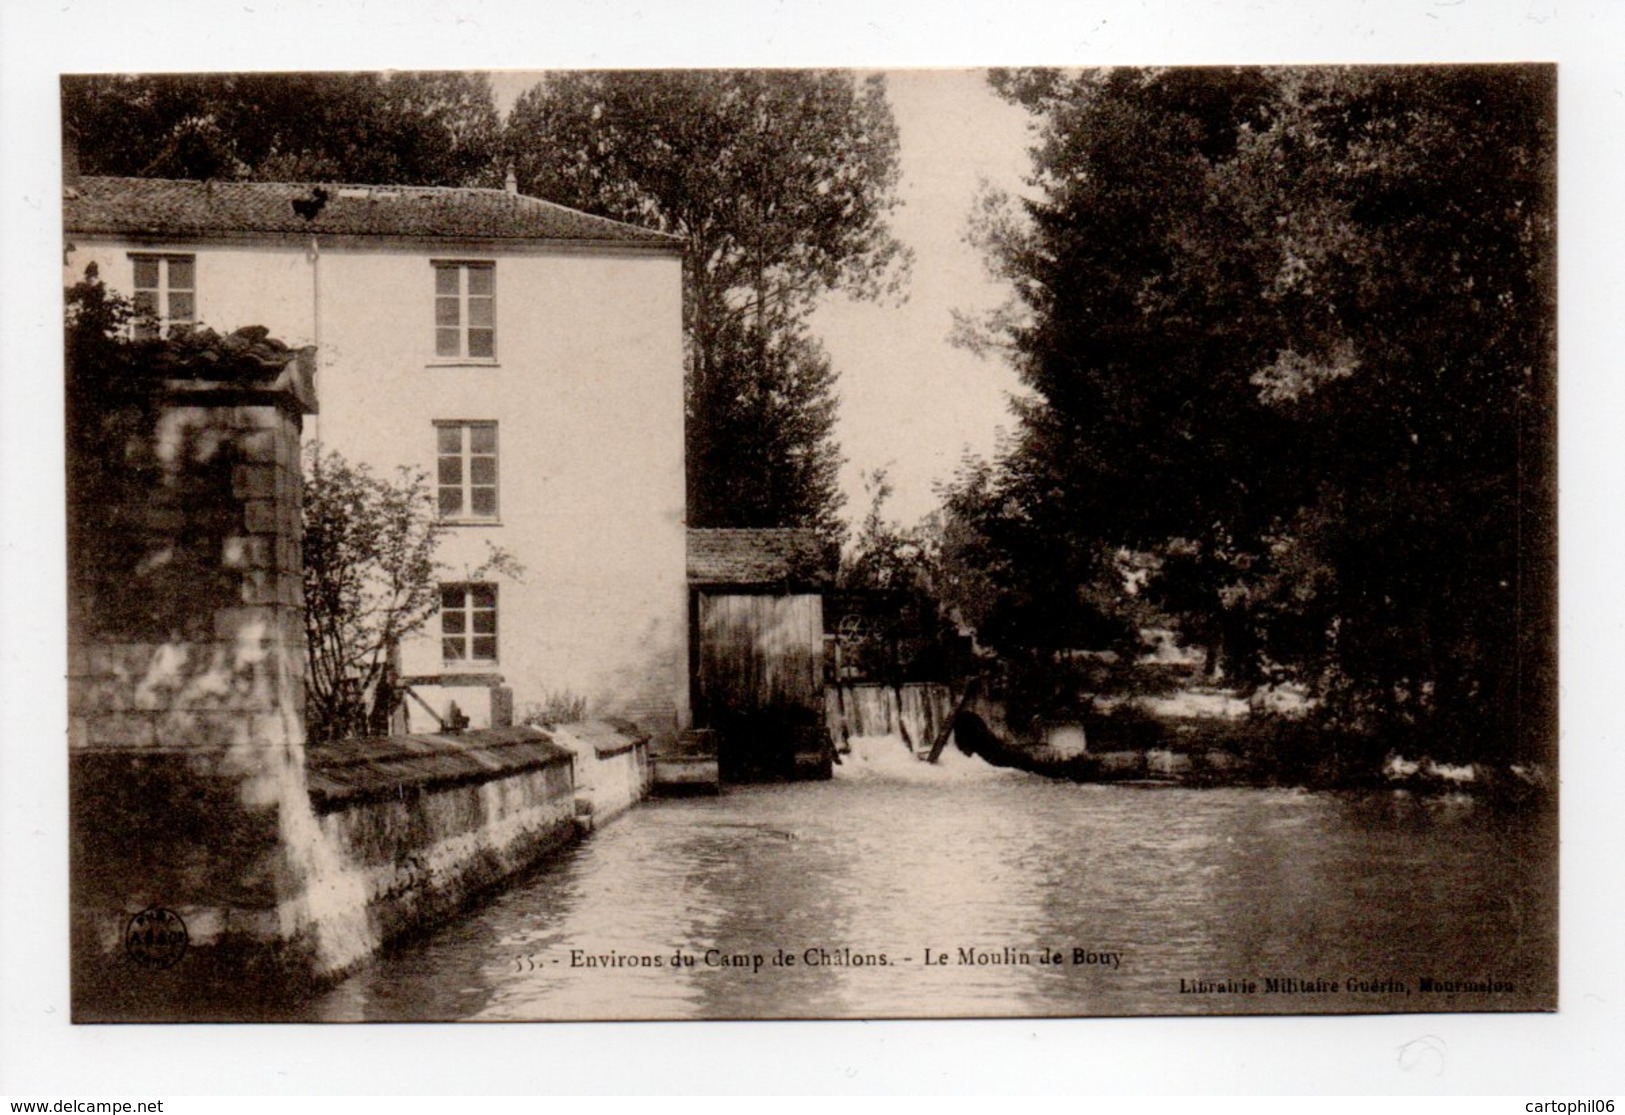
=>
[301,449,445,743]
[842,468,927,592]
[62,72,502,186]
[506,70,910,541]
[688,319,847,541]
[953,66,1554,761]
[66,270,160,643]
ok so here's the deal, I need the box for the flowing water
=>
[303,735,1555,1021]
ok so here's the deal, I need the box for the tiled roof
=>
[687,528,833,588]
[63,175,683,249]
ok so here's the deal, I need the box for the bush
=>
[520,691,590,727]
[303,445,521,743]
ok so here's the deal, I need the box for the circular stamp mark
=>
[124,906,188,970]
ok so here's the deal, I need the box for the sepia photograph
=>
[55,62,1559,1026]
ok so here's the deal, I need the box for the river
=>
[303,737,1555,1021]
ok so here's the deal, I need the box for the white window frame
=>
[432,260,496,362]
[130,253,196,339]
[434,421,499,522]
[440,583,499,664]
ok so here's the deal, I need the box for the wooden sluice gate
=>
[823,681,955,756]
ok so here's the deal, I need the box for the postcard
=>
[58,63,1556,1027]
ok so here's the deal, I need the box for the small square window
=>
[130,254,196,339]
[434,421,498,521]
[431,261,496,361]
[441,583,498,663]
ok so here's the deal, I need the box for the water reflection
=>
[306,749,1554,1021]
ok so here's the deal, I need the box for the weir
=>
[825,682,954,752]
[823,682,1018,783]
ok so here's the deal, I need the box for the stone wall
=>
[304,726,627,945]
[548,721,654,830]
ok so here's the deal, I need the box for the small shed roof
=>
[687,528,833,589]
[64,176,683,250]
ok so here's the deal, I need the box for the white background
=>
[3,0,1622,1096]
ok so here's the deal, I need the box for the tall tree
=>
[954,69,1285,667]
[958,66,1554,760]
[505,70,910,539]
[62,71,502,186]
[1248,66,1556,758]
[688,318,846,542]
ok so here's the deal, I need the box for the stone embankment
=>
[304,724,648,955]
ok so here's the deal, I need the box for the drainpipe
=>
[307,234,321,441]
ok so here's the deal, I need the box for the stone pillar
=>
[490,685,515,729]
[67,354,366,1017]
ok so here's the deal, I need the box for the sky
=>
[810,70,1035,528]
[490,69,1035,529]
